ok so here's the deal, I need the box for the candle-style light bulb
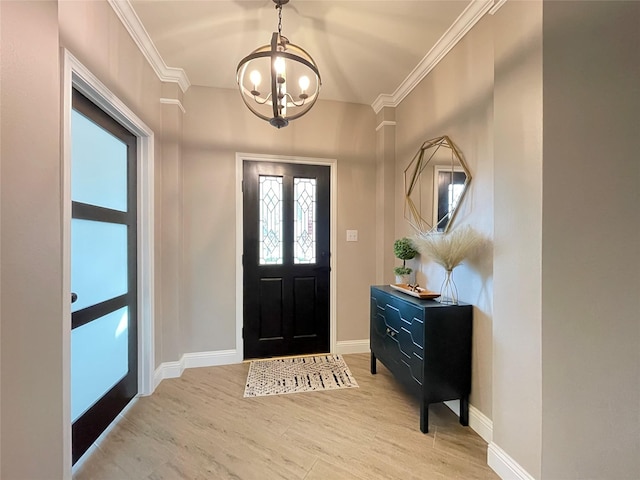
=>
[298,75,310,100]
[249,70,261,96]
[274,57,286,75]
[250,70,261,88]
[298,75,310,91]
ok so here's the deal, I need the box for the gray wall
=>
[541,2,640,478]
[180,86,377,352]
[1,1,167,477]
[492,1,640,478]
[393,13,496,424]
[492,2,544,477]
[58,0,169,365]
[1,2,64,478]
[395,2,640,478]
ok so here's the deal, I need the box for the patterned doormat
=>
[243,354,359,398]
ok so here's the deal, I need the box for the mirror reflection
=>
[404,135,471,233]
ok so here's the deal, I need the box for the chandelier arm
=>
[252,92,273,105]
[278,93,319,122]
[282,92,306,108]
[237,88,274,123]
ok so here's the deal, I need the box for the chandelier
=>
[236,0,321,128]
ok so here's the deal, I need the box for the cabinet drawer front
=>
[370,297,401,366]
[371,291,425,387]
[372,290,425,349]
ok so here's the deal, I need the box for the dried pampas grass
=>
[414,225,483,271]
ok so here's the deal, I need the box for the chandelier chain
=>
[277,3,283,35]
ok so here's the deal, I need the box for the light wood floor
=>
[74,353,499,480]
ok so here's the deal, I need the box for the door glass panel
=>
[71,219,127,312]
[436,170,467,232]
[71,307,129,422]
[71,109,128,211]
[259,175,283,265]
[294,177,316,264]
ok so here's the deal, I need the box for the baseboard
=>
[335,339,370,355]
[469,405,493,443]
[153,349,240,389]
[153,360,181,387]
[154,344,370,389]
[183,349,239,368]
[488,442,536,480]
[444,400,493,444]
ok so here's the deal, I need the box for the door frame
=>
[235,153,337,360]
[62,50,155,474]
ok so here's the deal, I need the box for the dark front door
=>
[70,89,138,464]
[243,161,330,359]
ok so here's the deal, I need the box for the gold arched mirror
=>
[404,135,471,233]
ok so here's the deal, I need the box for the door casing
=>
[235,153,337,361]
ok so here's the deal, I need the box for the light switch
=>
[346,230,358,242]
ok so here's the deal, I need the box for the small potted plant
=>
[393,237,418,284]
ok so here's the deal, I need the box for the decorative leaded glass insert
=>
[294,177,316,264]
[259,176,283,265]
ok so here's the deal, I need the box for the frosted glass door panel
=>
[71,219,127,312]
[71,110,128,211]
[71,307,129,422]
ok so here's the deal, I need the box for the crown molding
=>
[372,0,495,113]
[108,0,191,93]
[376,120,397,132]
[489,0,508,15]
[371,94,395,115]
[160,98,186,114]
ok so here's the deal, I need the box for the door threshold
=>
[243,352,332,363]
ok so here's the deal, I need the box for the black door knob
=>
[71,292,78,303]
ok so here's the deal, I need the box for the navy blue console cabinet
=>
[370,285,472,433]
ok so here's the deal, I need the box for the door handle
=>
[71,292,78,303]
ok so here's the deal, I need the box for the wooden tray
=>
[390,284,440,299]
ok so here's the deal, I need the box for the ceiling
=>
[128,0,476,106]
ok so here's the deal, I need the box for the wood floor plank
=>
[302,458,366,480]
[74,353,499,480]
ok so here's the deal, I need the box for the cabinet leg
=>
[460,396,469,426]
[370,352,377,374]
[420,400,429,433]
